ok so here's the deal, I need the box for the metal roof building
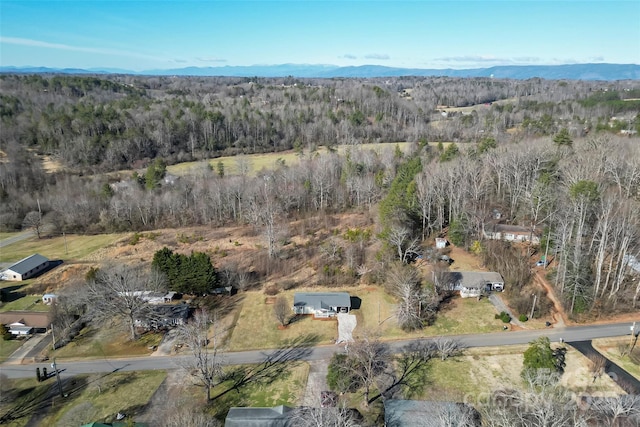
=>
[2,254,50,281]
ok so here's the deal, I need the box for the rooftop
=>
[293,292,351,308]
[4,254,49,275]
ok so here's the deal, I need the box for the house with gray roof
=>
[384,400,480,427]
[293,292,351,318]
[2,254,50,281]
[438,271,504,297]
[225,405,293,427]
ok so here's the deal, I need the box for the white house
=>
[438,271,505,297]
[293,292,351,318]
[482,224,540,245]
[2,254,50,281]
[8,322,34,336]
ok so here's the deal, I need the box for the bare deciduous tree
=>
[346,335,389,406]
[178,308,223,401]
[84,264,167,340]
[273,295,290,327]
[387,225,422,264]
[432,337,466,361]
[386,263,439,331]
[588,354,607,383]
[22,210,43,238]
[289,405,361,427]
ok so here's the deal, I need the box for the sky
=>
[1,1,639,71]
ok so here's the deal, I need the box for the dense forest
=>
[1,73,639,318]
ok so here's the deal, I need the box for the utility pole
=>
[51,323,56,351]
[530,294,537,319]
[52,359,65,398]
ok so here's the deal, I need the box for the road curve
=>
[1,321,636,379]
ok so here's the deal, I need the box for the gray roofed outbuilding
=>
[2,254,51,281]
[225,405,293,427]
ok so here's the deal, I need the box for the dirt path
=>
[136,370,186,424]
[533,270,567,327]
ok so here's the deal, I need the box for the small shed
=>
[2,254,50,281]
[435,238,448,249]
[293,292,351,318]
[42,294,58,305]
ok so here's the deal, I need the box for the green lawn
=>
[50,323,163,359]
[0,295,50,313]
[0,233,124,263]
[227,286,505,352]
[227,289,339,351]
[0,371,166,427]
[0,338,24,362]
[208,362,309,421]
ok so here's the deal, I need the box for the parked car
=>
[536,260,548,267]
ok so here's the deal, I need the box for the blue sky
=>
[1,1,639,71]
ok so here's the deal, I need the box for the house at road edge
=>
[1,254,50,281]
[293,292,351,318]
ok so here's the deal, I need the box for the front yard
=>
[0,370,166,427]
[226,286,506,352]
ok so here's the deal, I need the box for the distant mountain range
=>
[1,63,639,81]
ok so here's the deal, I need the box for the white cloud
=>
[342,54,357,60]
[196,57,227,63]
[364,53,390,60]
[0,36,164,62]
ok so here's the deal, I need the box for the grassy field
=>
[209,362,309,421]
[226,286,505,351]
[0,294,50,312]
[227,290,340,351]
[592,337,640,380]
[0,338,24,362]
[0,233,124,263]
[0,371,166,427]
[50,322,163,359]
[167,142,413,177]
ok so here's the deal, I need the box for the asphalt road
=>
[1,321,636,379]
[0,230,37,250]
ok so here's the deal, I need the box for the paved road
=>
[0,230,37,250]
[1,321,636,379]
[569,339,640,394]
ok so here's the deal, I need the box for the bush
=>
[495,311,511,323]
[519,314,529,322]
[0,324,12,341]
[264,284,279,296]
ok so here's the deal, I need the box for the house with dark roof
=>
[293,292,351,318]
[384,399,480,427]
[134,304,190,330]
[2,254,50,281]
[225,405,293,427]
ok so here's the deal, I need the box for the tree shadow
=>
[0,284,27,302]
[211,333,320,402]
